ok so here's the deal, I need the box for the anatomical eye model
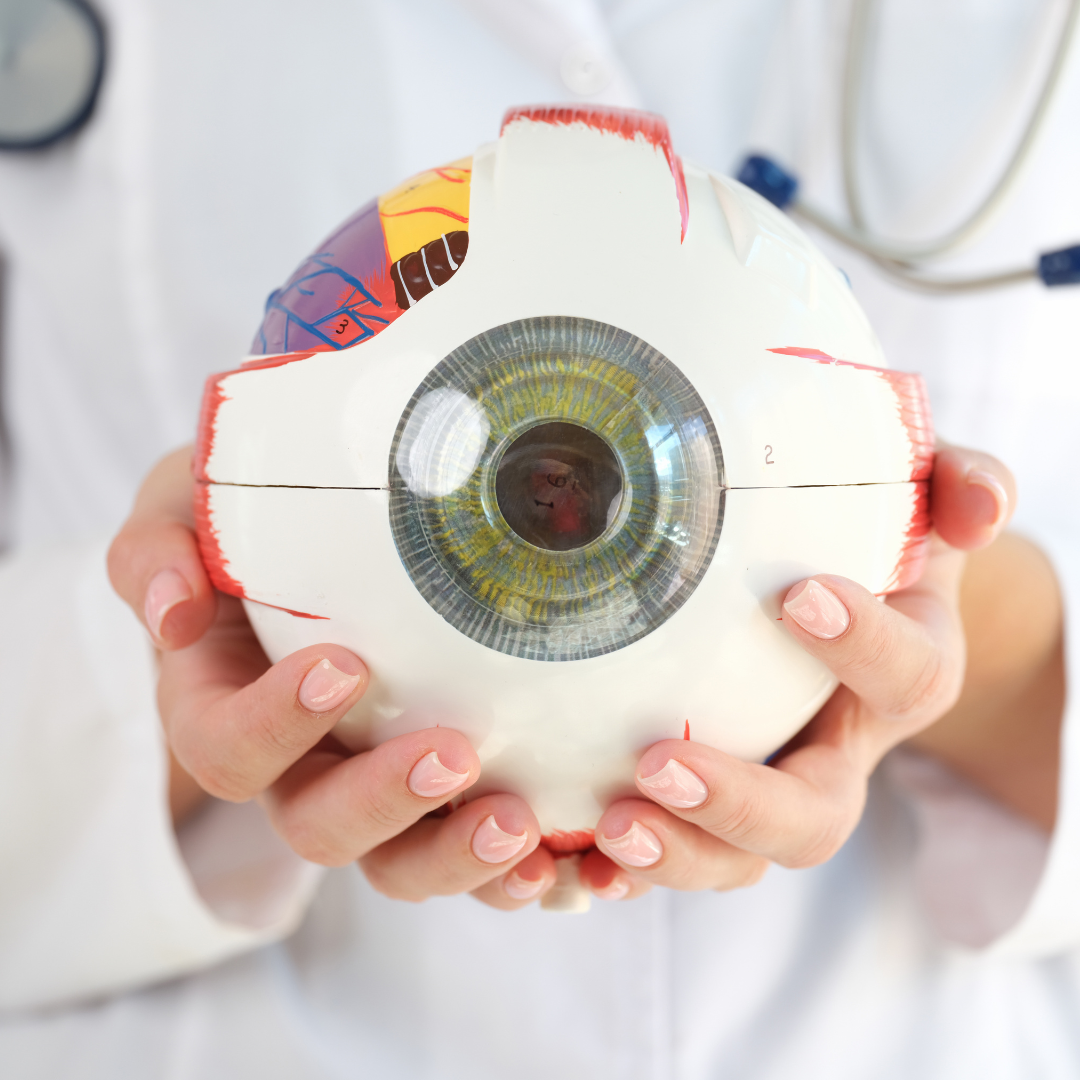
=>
[194,105,932,907]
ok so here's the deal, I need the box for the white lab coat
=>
[1,1,1079,1076]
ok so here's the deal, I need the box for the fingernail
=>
[472,815,529,864]
[594,878,630,901]
[504,870,546,900]
[966,469,1008,529]
[407,751,469,798]
[144,569,192,643]
[298,659,360,713]
[601,821,663,867]
[783,579,850,640]
[638,759,708,809]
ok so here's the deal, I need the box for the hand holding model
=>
[109,448,551,908]
[586,446,1017,899]
[107,105,1052,909]
[193,108,947,868]
[108,438,1017,908]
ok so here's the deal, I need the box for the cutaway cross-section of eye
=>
[388,316,725,661]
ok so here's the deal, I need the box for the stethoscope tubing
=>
[742,0,1080,293]
[830,0,1080,266]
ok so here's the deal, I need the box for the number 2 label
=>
[764,445,774,465]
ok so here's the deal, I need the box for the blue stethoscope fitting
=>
[2,0,1076,290]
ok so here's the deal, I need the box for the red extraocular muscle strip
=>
[192,479,247,598]
[501,105,689,243]
[766,346,935,481]
[541,829,596,855]
[192,349,329,621]
[193,482,329,620]
[767,346,936,593]
[885,481,931,593]
[193,349,316,482]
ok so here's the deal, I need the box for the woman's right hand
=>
[108,447,559,910]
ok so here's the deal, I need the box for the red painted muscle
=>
[501,104,689,242]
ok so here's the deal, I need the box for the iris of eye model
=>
[495,422,623,552]
[388,315,725,662]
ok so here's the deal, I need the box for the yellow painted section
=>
[378,157,472,264]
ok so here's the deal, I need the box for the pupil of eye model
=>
[495,422,623,552]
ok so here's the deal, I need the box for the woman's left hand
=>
[578,445,1016,901]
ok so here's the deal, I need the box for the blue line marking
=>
[264,298,342,349]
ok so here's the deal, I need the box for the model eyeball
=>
[194,105,932,873]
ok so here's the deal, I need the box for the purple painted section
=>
[251,197,402,355]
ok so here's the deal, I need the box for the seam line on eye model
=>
[207,482,388,490]
[206,480,921,492]
[728,480,924,490]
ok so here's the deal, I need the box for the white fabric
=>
[1,0,1079,1075]
[885,750,1052,950]
[0,542,319,1010]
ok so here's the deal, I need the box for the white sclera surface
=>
[201,126,915,493]
[206,479,922,834]
[199,115,928,837]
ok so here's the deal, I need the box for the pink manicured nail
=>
[298,659,360,713]
[144,569,192,643]
[472,815,529,864]
[601,821,663,867]
[967,469,1008,529]
[783,580,850,640]
[594,878,630,901]
[638,759,708,809]
[504,870,546,900]
[407,751,469,798]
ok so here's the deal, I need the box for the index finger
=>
[626,561,970,866]
[781,568,966,729]
[160,607,369,801]
[107,445,217,649]
[631,738,864,869]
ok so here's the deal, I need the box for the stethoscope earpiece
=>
[0,0,105,151]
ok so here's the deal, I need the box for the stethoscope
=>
[3,0,1077,292]
[0,0,105,151]
[737,0,1080,292]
